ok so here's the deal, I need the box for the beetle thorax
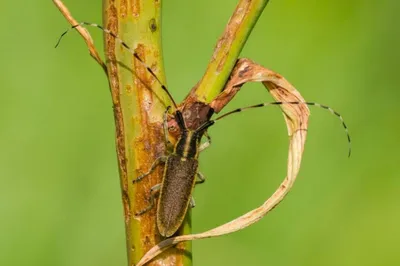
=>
[173,130,203,159]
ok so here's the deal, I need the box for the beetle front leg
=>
[135,183,161,216]
[188,173,207,209]
[195,172,206,185]
[199,132,211,152]
[133,156,168,183]
[190,197,196,208]
[189,173,206,209]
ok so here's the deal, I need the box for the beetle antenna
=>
[55,22,178,109]
[198,101,351,157]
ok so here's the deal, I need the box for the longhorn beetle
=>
[56,22,351,237]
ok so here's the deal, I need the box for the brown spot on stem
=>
[149,18,157,32]
[104,1,130,225]
[132,0,140,17]
[126,84,133,94]
[120,0,127,18]
[123,191,131,224]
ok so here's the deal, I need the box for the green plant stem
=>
[102,0,190,265]
[192,0,270,104]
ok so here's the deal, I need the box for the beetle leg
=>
[195,172,206,185]
[189,173,206,209]
[189,197,196,208]
[133,156,168,183]
[189,173,205,208]
[134,183,161,216]
[199,132,211,152]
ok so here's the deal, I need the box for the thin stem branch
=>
[191,0,270,103]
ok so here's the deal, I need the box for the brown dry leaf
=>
[137,58,310,266]
[53,0,107,73]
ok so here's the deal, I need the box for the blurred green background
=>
[1,0,399,265]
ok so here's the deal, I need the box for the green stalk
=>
[102,0,190,265]
[191,0,270,103]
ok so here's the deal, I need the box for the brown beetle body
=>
[156,114,205,237]
[157,155,198,237]
[133,110,210,237]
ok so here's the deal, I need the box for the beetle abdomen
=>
[157,155,198,237]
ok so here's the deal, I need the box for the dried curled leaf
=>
[137,59,310,266]
[53,0,107,72]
